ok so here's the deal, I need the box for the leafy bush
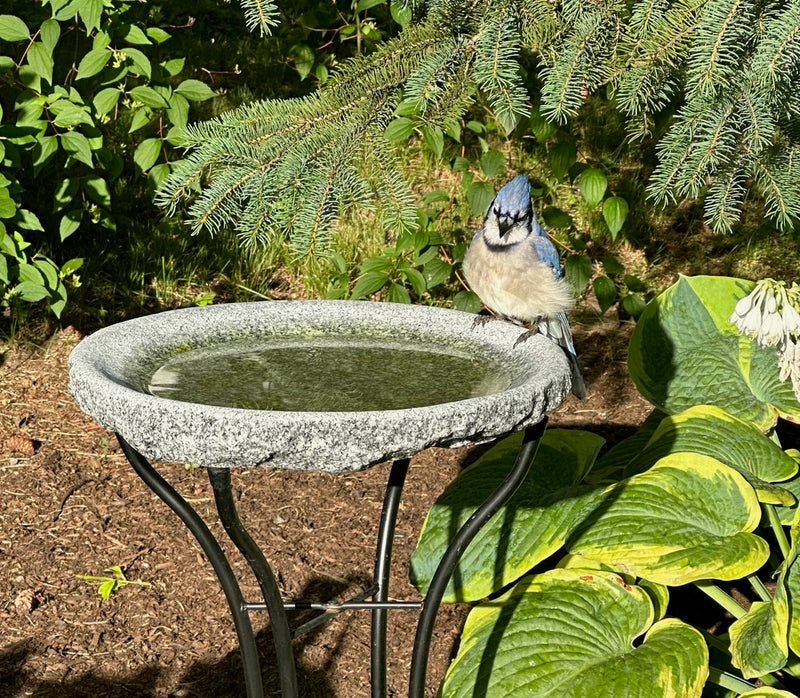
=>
[0,0,223,320]
[412,275,800,696]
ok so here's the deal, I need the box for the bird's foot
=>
[512,319,541,348]
[471,314,494,329]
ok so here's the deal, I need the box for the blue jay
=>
[462,174,586,399]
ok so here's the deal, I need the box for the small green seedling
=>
[77,565,151,601]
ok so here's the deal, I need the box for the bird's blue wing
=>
[530,234,563,279]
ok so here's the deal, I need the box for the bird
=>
[462,174,586,399]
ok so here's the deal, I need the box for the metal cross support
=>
[116,417,546,698]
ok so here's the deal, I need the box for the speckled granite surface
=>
[68,300,571,470]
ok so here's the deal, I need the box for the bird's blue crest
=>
[490,174,530,218]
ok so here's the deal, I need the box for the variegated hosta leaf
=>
[409,429,605,602]
[782,515,800,657]
[628,275,800,430]
[738,689,800,697]
[629,405,797,506]
[557,553,670,621]
[729,596,789,679]
[567,453,769,585]
[439,568,708,698]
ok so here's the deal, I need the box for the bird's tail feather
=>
[540,314,586,399]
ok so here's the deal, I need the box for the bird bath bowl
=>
[68,300,571,471]
[67,300,572,698]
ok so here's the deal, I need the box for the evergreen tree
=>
[158,0,800,255]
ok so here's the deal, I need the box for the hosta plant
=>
[411,275,800,697]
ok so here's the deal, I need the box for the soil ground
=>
[0,311,651,697]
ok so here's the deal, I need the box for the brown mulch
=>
[0,312,650,697]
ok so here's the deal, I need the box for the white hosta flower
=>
[730,279,800,401]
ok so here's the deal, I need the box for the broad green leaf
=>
[390,0,412,27]
[60,131,93,167]
[33,258,58,290]
[567,453,769,585]
[593,275,617,314]
[93,87,121,116]
[288,44,314,80]
[530,105,557,142]
[453,290,482,313]
[147,163,170,193]
[422,258,450,289]
[0,254,7,284]
[588,410,666,485]
[59,209,82,241]
[174,79,216,102]
[603,196,629,239]
[628,275,800,429]
[421,125,444,158]
[383,117,414,142]
[411,429,605,601]
[122,48,151,79]
[479,150,505,178]
[739,690,799,697]
[466,181,495,217]
[49,277,67,318]
[578,167,607,208]
[39,19,60,52]
[540,205,572,229]
[18,262,44,286]
[14,281,50,302]
[26,42,53,85]
[350,271,389,299]
[52,102,93,128]
[565,253,591,294]
[76,48,110,80]
[622,292,646,319]
[166,93,189,129]
[32,135,58,176]
[53,178,80,212]
[630,406,798,505]
[729,599,788,678]
[129,86,169,109]
[0,188,16,219]
[549,141,576,180]
[401,267,426,296]
[61,257,84,277]
[84,175,111,209]
[386,283,410,304]
[160,57,185,76]
[121,23,151,45]
[0,15,30,42]
[440,568,707,698]
[78,0,103,32]
[128,107,152,133]
[147,27,172,44]
[134,138,161,173]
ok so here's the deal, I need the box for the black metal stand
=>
[116,417,546,698]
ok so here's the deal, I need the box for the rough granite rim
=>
[68,300,571,470]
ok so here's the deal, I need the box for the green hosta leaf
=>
[350,271,389,299]
[628,275,800,429]
[549,141,577,180]
[630,406,798,505]
[593,275,617,314]
[467,181,495,218]
[578,168,607,209]
[129,86,169,109]
[174,79,215,102]
[440,568,708,698]
[411,429,605,601]
[603,196,629,239]
[0,15,30,42]
[567,453,769,585]
[729,599,788,678]
[134,138,161,173]
[479,149,505,178]
[76,48,110,80]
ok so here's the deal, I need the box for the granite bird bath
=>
[68,300,572,698]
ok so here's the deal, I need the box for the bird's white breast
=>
[463,235,574,322]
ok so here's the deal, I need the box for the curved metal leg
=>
[116,435,265,698]
[209,466,299,698]
[407,418,548,698]
[371,458,411,698]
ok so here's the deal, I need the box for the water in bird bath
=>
[147,335,512,412]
